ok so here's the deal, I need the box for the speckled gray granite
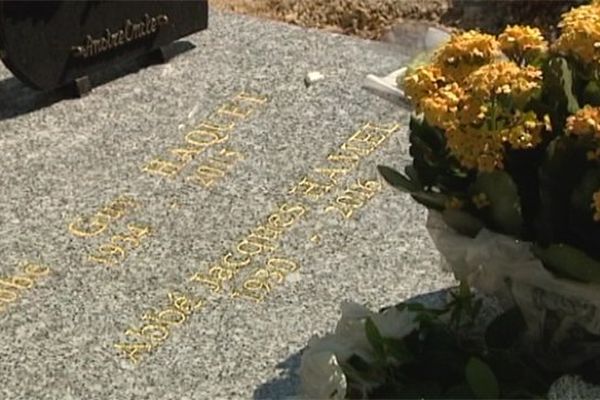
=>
[0,10,454,400]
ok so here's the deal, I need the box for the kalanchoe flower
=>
[420,82,464,129]
[444,123,506,171]
[500,110,546,150]
[464,61,542,105]
[432,30,501,83]
[498,25,548,64]
[566,105,600,138]
[554,2,600,71]
[402,64,446,109]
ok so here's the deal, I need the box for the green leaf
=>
[533,243,600,283]
[557,57,580,113]
[404,165,423,189]
[365,317,385,358]
[445,383,475,399]
[442,208,484,238]
[377,165,421,193]
[485,307,526,349]
[465,357,500,399]
[583,80,600,106]
[471,171,523,236]
[411,191,449,211]
[383,338,413,364]
[409,115,445,153]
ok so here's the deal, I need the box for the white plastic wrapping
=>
[427,211,600,343]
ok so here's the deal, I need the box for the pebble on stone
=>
[304,71,325,87]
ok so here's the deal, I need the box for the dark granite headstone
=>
[0,1,208,94]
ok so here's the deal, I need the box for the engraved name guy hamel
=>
[72,13,169,59]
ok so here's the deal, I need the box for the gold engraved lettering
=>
[347,126,387,150]
[142,308,186,327]
[326,178,382,220]
[0,275,34,290]
[279,202,308,222]
[117,292,202,364]
[0,290,17,303]
[315,167,349,185]
[216,103,252,119]
[143,158,184,177]
[73,14,169,59]
[267,257,299,273]
[266,213,294,230]
[233,91,269,104]
[127,223,152,239]
[185,129,228,148]
[197,165,226,178]
[89,222,152,267]
[310,234,322,245]
[69,216,109,238]
[111,234,140,249]
[187,148,243,188]
[171,146,204,163]
[189,265,234,292]
[244,277,271,293]
[168,292,204,315]
[89,244,125,266]
[0,262,50,312]
[114,342,152,364]
[69,196,137,238]
[326,202,353,219]
[250,225,281,241]
[289,176,333,200]
[363,122,401,135]
[187,165,224,188]
[231,286,265,302]
[126,323,169,344]
[336,194,364,208]
[222,252,252,270]
[245,235,277,252]
[23,263,50,277]
[327,151,361,167]
[236,239,266,256]
[341,140,372,156]
[231,256,299,303]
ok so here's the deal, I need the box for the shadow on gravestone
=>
[250,290,456,400]
[253,352,302,400]
[0,39,194,121]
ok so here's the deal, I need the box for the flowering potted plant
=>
[377,0,600,367]
[299,2,600,399]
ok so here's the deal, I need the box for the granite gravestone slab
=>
[0,10,454,399]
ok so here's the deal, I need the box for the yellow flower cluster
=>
[566,105,600,138]
[498,25,548,62]
[403,65,446,111]
[432,31,501,83]
[554,2,600,68]
[401,32,548,172]
[501,111,547,150]
[593,191,600,222]
[445,124,506,171]
[464,61,542,105]
[420,83,464,128]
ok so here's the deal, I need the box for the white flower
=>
[300,335,349,400]
[300,302,419,399]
